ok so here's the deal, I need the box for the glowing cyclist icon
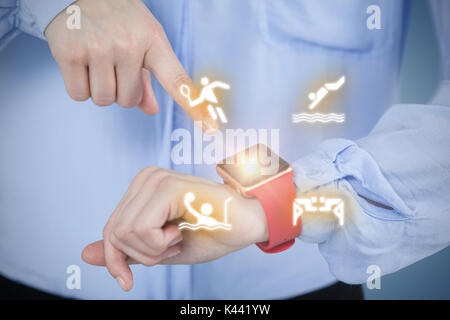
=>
[178,192,233,231]
[180,77,230,123]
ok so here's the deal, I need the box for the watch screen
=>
[217,144,290,188]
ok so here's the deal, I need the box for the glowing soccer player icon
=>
[180,77,230,123]
[178,192,233,231]
[293,196,344,226]
[292,76,346,123]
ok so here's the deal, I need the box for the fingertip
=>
[81,246,91,264]
[81,240,106,266]
[112,261,133,292]
[138,101,159,116]
[116,270,133,291]
[192,117,220,134]
[104,243,134,291]
[190,105,220,133]
[203,120,220,134]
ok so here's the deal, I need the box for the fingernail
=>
[169,237,182,247]
[205,126,219,135]
[164,249,181,260]
[204,121,219,134]
[116,277,126,291]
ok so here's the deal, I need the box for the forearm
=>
[293,101,450,283]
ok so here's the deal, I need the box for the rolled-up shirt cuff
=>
[0,2,20,51]
[292,138,414,220]
[20,0,75,39]
[292,138,354,192]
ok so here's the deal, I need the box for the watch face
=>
[217,144,290,189]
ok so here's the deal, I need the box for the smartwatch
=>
[216,144,301,253]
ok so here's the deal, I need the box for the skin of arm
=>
[82,167,269,291]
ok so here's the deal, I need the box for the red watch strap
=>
[247,170,301,253]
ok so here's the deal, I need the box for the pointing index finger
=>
[144,34,219,133]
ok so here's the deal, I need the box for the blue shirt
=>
[0,0,449,298]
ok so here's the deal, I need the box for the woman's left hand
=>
[82,167,268,291]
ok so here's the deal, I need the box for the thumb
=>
[138,69,160,115]
[82,240,107,266]
[82,240,140,266]
[82,240,134,291]
[143,32,219,133]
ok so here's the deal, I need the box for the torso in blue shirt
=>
[0,0,408,299]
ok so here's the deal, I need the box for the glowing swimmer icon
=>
[180,77,230,123]
[293,196,344,226]
[178,192,232,231]
[292,76,346,123]
[308,76,345,110]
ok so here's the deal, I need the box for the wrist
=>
[248,198,269,244]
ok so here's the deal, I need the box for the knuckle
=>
[136,167,150,177]
[159,175,173,188]
[143,168,169,185]
[147,20,170,53]
[102,225,109,240]
[55,45,87,65]
[147,231,165,250]
[115,37,140,58]
[152,168,169,180]
[152,20,165,35]
[159,175,180,190]
[66,52,87,65]
[88,40,111,61]
[113,226,128,241]
[91,49,110,61]
[149,20,165,40]
[133,223,148,237]
[136,166,159,179]
[154,246,166,256]
[172,72,190,92]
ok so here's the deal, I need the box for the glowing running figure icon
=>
[178,192,233,231]
[292,76,346,123]
[180,77,230,123]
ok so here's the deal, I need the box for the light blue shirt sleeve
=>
[292,0,450,284]
[0,0,73,50]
